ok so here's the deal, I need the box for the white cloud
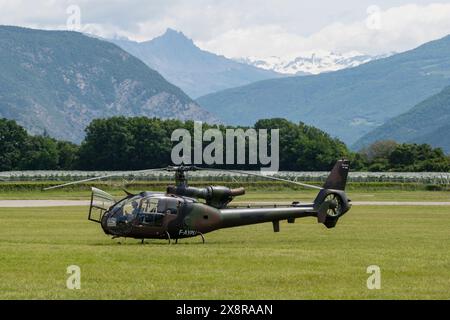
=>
[197,3,450,57]
[1,1,450,57]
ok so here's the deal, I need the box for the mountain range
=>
[236,51,392,75]
[1,25,450,153]
[0,26,216,143]
[354,85,450,153]
[196,35,450,146]
[111,29,283,98]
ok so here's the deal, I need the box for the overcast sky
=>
[1,0,450,58]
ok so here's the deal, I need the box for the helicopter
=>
[44,159,351,244]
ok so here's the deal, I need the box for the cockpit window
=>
[141,198,159,214]
[109,195,181,228]
[158,198,180,214]
[136,198,163,227]
[110,196,140,220]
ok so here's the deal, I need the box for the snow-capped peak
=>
[236,51,392,75]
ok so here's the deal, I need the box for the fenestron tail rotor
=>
[324,193,343,217]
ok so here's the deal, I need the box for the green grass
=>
[0,205,449,299]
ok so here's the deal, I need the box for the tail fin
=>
[313,159,352,229]
[322,159,350,191]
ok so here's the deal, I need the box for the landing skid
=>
[199,232,205,244]
[112,235,125,244]
[165,231,171,244]
[174,232,205,244]
[113,232,205,245]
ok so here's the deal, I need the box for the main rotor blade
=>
[195,167,323,190]
[43,168,167,191]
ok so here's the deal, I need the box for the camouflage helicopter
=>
[44,160,351,244]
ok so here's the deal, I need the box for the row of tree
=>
[0,119,78,171]
[356,140,450,172]
[0,117,449,172]
[79,117,349,171]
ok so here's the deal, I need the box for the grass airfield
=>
[0,189,449,299]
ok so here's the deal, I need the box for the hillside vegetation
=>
[197,35,450,145]
[355,86,450,152]
[0,26,216,143]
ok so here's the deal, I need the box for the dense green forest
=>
[0,117,449,172]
